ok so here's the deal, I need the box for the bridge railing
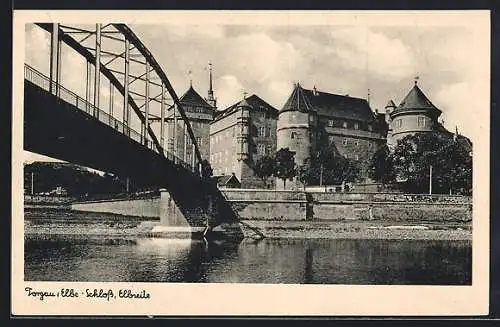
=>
[24,64,195,172]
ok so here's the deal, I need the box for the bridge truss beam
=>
[36,23,203,174]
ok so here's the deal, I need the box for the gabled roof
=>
[179,86,214,109]
[392,84,441,117]
[212,174,240,186]
[280,83,376,122]
[213,94,278,122]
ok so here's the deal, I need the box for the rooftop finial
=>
[206,61,216,108]
[188,69,192,87]
[208,61,213,93]
[313,85,318,96]
[414,75,420,86]
[367,88,371,105]
[243,91,248,99]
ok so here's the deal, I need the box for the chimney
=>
[313,85,318,96]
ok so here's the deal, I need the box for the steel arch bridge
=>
[24,23,241,236]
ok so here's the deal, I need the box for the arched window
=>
[291,132,297,139]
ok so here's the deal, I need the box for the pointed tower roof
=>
[179,85,214,109]
[385,100,396,108]
[392,84,441,118]
[280,83,314,114]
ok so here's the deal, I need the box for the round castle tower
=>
[389,81,442,143]
[277,83,317,169]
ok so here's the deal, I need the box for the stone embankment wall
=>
[221,190,472,222]
[220,189,308,221]
[72,197,160,218]
[70,190,472,223]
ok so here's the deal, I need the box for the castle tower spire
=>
[206,61,216,108]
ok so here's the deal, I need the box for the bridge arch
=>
[35,23,203,167]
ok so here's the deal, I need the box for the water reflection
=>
[24,236,471,285]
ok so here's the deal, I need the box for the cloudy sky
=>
[22,12,489,163]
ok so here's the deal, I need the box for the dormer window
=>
[354,123,359,130]
[328,119,334,127]
[343,121,348,128]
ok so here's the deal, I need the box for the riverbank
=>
[23,207,471,241]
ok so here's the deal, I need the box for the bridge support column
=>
[153,189,205,238]
[49,23,60,95]
[93,23,102,118]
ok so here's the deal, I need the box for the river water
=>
[24,234,471,285]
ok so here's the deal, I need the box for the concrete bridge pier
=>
[154,189,244,241]
[152,189,206,238]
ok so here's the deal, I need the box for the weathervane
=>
[414,75,420,85]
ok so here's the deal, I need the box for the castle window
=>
[343,121,348,128]
[291,132,297,139]
[309,115,315,123]
[343,139,348,146]
[418,116,426,127]
[267,145,273,155]
[232,127,235,137]
[196,137,202,146]
[329,135,335,143]
[266,127,271,137]
[328,119,334,127]
[395,119,402,128]
[355,140,359,146]
[355,155,359,161]
[259,126,265,137]
[354,123,359,130]
[258,144,266,155]
[368,142,373,148]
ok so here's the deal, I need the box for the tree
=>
[391,132,472,194]
[254,155,276,185]
[368,144,396,184]
[274,148,296,189]
[200,159,213,180]
[297,143,363,186]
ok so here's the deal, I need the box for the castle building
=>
[164,84,215,165]
[276,83,387,189]
[387,81,444,144]
[162,63,217,166]
[210,94,278,189]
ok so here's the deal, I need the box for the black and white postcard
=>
[12,10,490,316]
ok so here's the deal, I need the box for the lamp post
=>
[319,163,324,188]
[429,164,433,195]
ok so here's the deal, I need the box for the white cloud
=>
[25,25,51,75]
[223,32,301,84]
[214,74,244,109]
[434,82,482,141]
[166,25,225,39]
[266,81,294,109]
[330,27,416,80]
